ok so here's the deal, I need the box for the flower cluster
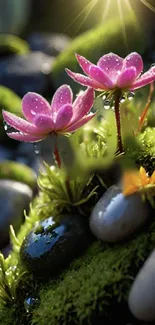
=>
[2,51,155,152]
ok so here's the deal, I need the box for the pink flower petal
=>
[89,65,115,89]
[51,84,73,118]
[7,132,44,142]
[22,93,51,122]
[2,110,42,135]
[117,67,137,88]
[34,114,55,132]
[55,104,73,130]
[72,87,94,123]
[131,66,155,90]
[75,53,92,75]
[64,113,96,133]
[123,52,143,77]
[97,53,123,83]
[65,69,103,89]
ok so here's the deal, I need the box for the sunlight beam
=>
[102,0,111,21]
[117,0,129,51]
[140,0,155,13]
[72,0,99,36]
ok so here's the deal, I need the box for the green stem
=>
[114,93,123,153]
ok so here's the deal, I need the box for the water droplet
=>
[33,143,40,156]
[104,100,110,110]
[24,297,39,314]
[120,96,126,103]
[102,94,106,100]
[127,92,135,101]
[3,121,13,133]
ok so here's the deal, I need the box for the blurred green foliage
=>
[0,34,29,56]
[0,161,36,189]
[0,86,22,140]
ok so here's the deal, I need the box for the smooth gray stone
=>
[27,32,71,56]
[128,249,155,322]
[0,179,32,247]
[89,185,150,243]
[0,52,54,96]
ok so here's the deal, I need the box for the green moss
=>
[52,17,145,91]
[0,86,22,139]
[0,161,36,189]
[0,34,29,56]
[32,218,155,325]
[125,127,155,174]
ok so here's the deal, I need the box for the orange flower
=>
[123,166,155,196]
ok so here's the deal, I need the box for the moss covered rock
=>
[52,17,145,92]
[0,161,36,190]
[0,86,21,141]
[0,34,29,57]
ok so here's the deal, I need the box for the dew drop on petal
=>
[127,92,135,101]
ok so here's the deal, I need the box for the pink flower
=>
[2,85,95,142]
[66,52,155,91]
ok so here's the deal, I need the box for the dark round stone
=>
[0,52,55,97]
[20,215,91,276]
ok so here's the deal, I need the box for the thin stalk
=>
[54,138,61,168]
[114,93,123,153]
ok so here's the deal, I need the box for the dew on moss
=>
[24,297,39,314]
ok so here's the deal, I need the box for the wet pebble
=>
[0,179,32,248]
[89,185,151,243]
[0,52,54,96]
[20,214,91,276]
[128,249,155,322]
[27,32,71,56]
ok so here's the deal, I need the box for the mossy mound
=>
[32,218,155,325]
[1,213,155,325]
[0,161,36,189]
[0,127,154,325]
[0,86,21,140]
[52,17,145,91]
[0,34,29,57]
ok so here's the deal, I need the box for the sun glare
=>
[63,0,155,44]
